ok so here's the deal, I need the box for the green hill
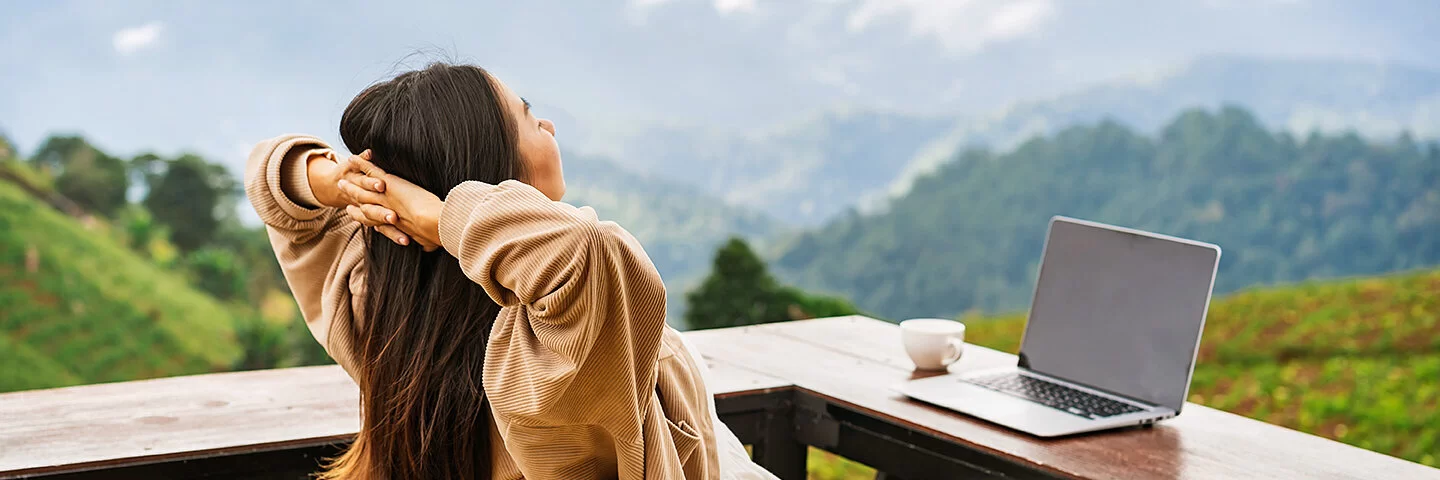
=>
[775,106,1440,320]
[964,269,1440,467]
[0,174,242,392]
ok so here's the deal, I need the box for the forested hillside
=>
[0,135,327,393]
[0,176,241,391]
[775,106,1440,319]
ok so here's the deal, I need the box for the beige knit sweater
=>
[246,134,720,479]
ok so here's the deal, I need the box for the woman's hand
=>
[308,150,383,209]
[334,152,444,251]
[307,150,414,247]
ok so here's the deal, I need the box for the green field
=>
[0,178,242,392]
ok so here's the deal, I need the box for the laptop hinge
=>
[1017,351,1031,369]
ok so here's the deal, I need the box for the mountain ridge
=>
[580,56,1440,227]
[772,105,1440,319]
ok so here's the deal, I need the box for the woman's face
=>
[492,76,564,200]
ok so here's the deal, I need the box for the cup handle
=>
[943,337,964,366]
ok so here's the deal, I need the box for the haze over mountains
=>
[602,56,1440,225]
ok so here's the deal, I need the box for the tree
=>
[210,219,289,304]
[182,248,248,301]
[129,152,167,193]
[143,154,234,252]
[56,154,129,217]
[29,135,129,217]
[685,237,859,330]
[0,132,14,160]
[115,205,174,259]
[30,135,86,172]
[781,286,860,320]
[685,238,790,330]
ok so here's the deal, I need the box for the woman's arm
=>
[243,135,375,378]
[297,150,346,209]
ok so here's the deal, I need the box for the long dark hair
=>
[325,63,523,480]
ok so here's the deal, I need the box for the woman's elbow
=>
[597,222,667,304]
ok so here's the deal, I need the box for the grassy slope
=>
[0,177,242,392]
[963,269,1440,468]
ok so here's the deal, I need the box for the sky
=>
[1,0,1436,177]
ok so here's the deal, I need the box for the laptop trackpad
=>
[901,375,1094,437]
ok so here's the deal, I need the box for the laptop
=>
[900,216,1220,437]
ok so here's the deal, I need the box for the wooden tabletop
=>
[2,316,1436,479]
[688,316,1440,480]
[0,346,788,476]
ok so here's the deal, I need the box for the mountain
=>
[964,268,1440,468]
[586,111,953,225]
[882,56,1440,204]
[0,166,243,392]
[561,150,786,321]
[772,106,1440,320]
[584,57,1440,227]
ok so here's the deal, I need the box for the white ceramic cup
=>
[900,318,966,371]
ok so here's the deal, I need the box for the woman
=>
[245,63,777,479]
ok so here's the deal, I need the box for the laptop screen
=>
[1019,217,1219,412]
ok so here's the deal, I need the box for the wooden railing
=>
[3,317,1437,479]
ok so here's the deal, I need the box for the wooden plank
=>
[701,352,793,398]
[26,444,345,480]
[744,315,1016,372]
[0,341,793,477]
[690,317,1440,480]
[0,365,360,477]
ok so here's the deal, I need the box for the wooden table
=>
[1,316,1436,479]
[690,316,1440,480]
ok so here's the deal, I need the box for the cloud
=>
[1204,0,1306,7]
[113,22,163,55]
[846,0,1056,54]
[630,0,671,8]
[714,0,757,15]
[809,65,860,95]
[628,0,757,16]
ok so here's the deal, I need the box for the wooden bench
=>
[2,316,1436,479]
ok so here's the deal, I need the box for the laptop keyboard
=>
[966,372,1145,419]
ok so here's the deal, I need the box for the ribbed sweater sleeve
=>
[244,135,364,378]
[438,179,669,477]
